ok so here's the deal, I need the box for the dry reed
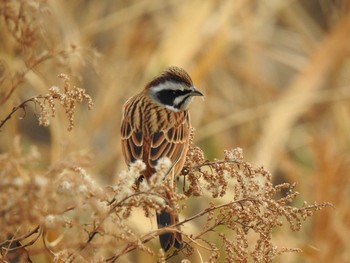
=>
[1,1,349,262]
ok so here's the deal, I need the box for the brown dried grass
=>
[1,0,349,262]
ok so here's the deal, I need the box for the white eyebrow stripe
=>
[151,81,185,92]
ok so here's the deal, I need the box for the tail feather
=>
[156,210,182,251]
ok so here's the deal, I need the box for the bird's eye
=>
[172,90,176,95]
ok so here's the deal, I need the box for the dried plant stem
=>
[0,96,41,130]
[1,226,42,259]
[107,197,256,261]
[0,226,41,249]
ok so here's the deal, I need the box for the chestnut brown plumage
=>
[120,66,203,251]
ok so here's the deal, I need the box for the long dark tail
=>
[156,209,182,251]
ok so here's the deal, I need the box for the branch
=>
[0,226,41,254]
[0,95,44,130]
[105,197,256,262]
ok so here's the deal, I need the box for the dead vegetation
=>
[1,1,349,262]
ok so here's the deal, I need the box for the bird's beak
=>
[190,86,204,97]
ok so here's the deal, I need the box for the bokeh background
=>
[1,0,350,262]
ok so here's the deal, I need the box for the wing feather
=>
[121,98,143,164]
[149,121,189,172]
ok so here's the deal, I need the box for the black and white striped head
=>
[147,67,203,112]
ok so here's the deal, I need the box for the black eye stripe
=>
[157,89,191,106]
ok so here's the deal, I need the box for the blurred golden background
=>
[1,0,350,262]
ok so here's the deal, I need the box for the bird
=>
[120,66,203,251]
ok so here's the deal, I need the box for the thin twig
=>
[0,95,45,130]
[0,226,41,252]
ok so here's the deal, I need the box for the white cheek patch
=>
[174,95,185,106]
[174,95,194,110]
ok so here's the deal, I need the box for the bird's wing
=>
[149,115,189,172]
[121,97,143,165]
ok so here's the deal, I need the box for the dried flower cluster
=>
[0,132,330,262]
[0,74,93,131]
[177,144,330,262]
[35,73,93,130]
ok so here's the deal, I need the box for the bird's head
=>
[147,66,203,112]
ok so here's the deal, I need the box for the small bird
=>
[120,66,203,251]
